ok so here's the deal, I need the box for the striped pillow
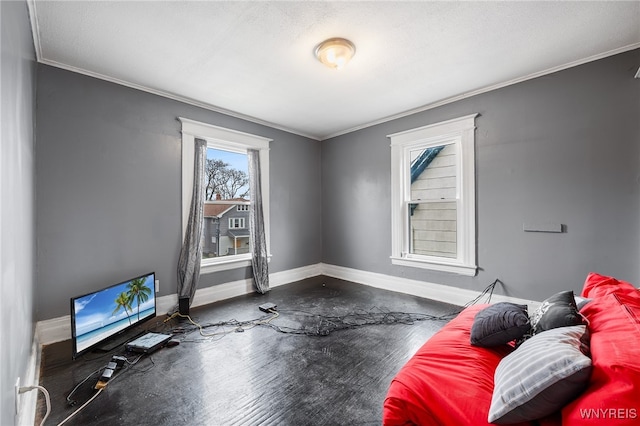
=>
[489,325,592,424]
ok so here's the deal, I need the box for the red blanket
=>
[383,304,535,426]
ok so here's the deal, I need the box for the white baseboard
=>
[270,263,322,287]
[36,263,323,346]
[319,263,541,312]
[36,316,70,346]
[36,262,539,345]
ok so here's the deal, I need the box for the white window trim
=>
[180,117,271,274]
[388,114,477,276]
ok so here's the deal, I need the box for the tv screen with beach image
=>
[71,272,156,357]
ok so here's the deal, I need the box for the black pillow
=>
[530,290,586,335]
[470,302,531,347]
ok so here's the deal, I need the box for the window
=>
[202,147,250,259]
[228,218,245,229]
[180,117,271,273]
[388,114,477,276]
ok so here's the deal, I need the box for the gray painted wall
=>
[322,49,640,302]
[1,1,37,424]
[36,66,321,320]
[30,39,640,318]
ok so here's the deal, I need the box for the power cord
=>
[57,388,104,426]
[61,353,143,425]
[66,366,103,407]
[19,385,51,426]
[162,280,501,339]
[266,280,502,337]
[164,311,280,337]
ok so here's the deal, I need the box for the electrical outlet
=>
[15,377,20,414]
[155,280,160,293]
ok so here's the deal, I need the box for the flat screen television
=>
[70,271,157,359]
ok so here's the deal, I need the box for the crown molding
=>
[26,0,42,59]
[25,1,321,141]
[39,58,322,141]
[319,42,640,140]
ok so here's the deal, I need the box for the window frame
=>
[388,114,477,276]
[180,117,271,274]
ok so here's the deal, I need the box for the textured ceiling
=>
[29,1,640,140]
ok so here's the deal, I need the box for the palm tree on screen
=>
[127,277,152,320]
[112,292,133,325]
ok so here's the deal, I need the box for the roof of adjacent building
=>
[203,198,249,218]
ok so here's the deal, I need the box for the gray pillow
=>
[470,302,530,347]
[488,324,592,424]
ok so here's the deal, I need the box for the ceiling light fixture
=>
[314,38,356,70]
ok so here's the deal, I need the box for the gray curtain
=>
[248,149,270,293]
[174,138,207,312]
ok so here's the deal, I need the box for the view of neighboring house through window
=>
[201,148,251,259]
[180,117,271,274]
[409,144,457,258]
[389,114,477,276]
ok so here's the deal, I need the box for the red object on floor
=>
[383,271,640,426]
[383,304,535,426]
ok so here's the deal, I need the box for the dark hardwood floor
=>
[37,276,460,425]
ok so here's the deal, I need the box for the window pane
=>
[408,144,457,258]
[409,201,457,258]
[409,144,456,202]
[202,148,250,259]
[205,148,249,201]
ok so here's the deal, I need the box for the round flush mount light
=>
[314,37,356,70]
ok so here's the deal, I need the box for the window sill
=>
[201,255,251,274]
[390,255,477,276]
[200,254,272,274]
